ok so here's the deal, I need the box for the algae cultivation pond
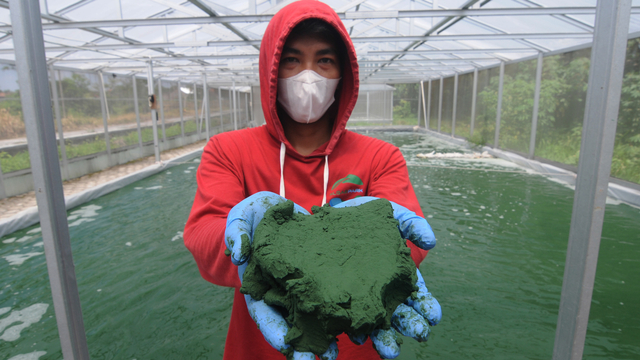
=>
[1,132,638,359]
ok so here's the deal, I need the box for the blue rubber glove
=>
[225,192,338,359]
[333,197,441,359]
[238,263,338,360]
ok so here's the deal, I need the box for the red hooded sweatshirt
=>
[184,1,428,359]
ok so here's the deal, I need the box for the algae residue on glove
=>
[240,198,418,355]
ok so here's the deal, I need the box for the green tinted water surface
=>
[0,133,638,359]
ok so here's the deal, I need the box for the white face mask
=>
[277,70,341,124]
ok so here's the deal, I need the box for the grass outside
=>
[0,121,202,174]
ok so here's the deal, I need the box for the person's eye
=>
[319,58,335,64]
[282,57,298,64]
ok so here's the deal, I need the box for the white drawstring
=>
[322,155,329,206]
[279,142,329,206]
[279,142,286,198]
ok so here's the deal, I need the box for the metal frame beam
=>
[98,72,112,164]
[179,80,185,141]
[187,0,260,52]
[0,33,595,55]
[146,62,161,162]
[494,61,505,148]
[553,1,632,359]
[132,75,143,152]
[218,87,224,132]
[452,72,458,137]
[363,0,483,81]
[232,81,238,130]
[49,65,69,181]
[470,68,478,137]
[529,52,543,159]
[9,0,89,358]
[203,73,210,139]
[157,78,167,143]
[426,79,431,129]
[3,7,637,32]
[437,77,443,132]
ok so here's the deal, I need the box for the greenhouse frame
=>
[1,0,640,359]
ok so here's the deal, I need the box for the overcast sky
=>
[0,65,19,92]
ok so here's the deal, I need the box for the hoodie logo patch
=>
[331,174,363,190]
[329,174,364,197]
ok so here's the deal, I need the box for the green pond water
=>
[0,132,638,359]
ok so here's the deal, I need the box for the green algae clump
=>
[240,199,418,356]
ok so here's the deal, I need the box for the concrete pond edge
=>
[419,128,640,209]
[0,148,204,239]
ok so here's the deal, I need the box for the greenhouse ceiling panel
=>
[0,0,640,84]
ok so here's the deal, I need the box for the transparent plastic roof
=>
[1,0,640,85]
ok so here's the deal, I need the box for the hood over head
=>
[260,0,359,157]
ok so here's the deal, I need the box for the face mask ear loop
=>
[280,142,286,198]
[322,155,329,206]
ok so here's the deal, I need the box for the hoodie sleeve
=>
[368,144,430,267]
[184,136,244,288]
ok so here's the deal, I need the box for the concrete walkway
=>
[0,140,207,221]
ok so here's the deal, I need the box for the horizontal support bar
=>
[49,53,259,63]
[364,47,537,56]
[0,7,638,32]
[49,47,535,64]
[0,32,594,55]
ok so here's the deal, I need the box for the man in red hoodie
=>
[184,1,441,359]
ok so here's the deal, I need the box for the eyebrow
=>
[316,48,337,56]
[282,46,302,55]
[281,46,337,56]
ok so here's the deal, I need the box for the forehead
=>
[283,33,337,51]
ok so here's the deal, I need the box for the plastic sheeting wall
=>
[421,36,640,187]
[0,63,252,198]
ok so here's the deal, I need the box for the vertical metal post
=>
[146,62,160,162]
[420,80,427,128]
[452,72,458,137]
[98,72,112,164]
[232,81,238,130]
[529,52,544,159]
[50,65,69,181]
[178,80,185,139]
[471,68,478,137]
[244,92,249,126]
[0,161,5,199]
[427,79,431,129]
[383,88,386,122]
[203,74,210,139]
[132,76,143,152]
[438,77,443,133]
[494,62,505,148]
[100,72,111,120]
[552,1,631,360]
[57,70,67,119]
[10,1,90,358]
[194,83,199,138]
[417,84,422,126]
[249,87,254,125]
[389,87,393,122]
[366,92,370,120]
[157,79,166,143]
[218,87,223,132]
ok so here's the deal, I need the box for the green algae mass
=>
[240,199,418,356]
